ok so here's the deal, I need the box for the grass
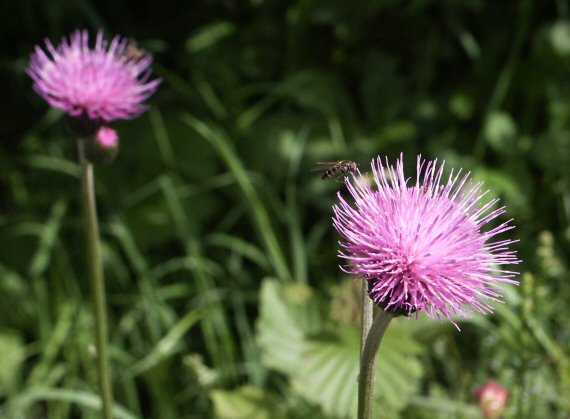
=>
[2,0,570,417]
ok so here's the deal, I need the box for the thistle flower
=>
[27,29,161,129]
[332,154,520,324]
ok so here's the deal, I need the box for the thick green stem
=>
[360,280,373,359]
[357,309,393,419]
[78,140,114,419]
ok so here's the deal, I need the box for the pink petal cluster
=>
[333,154,520,323]
[27,29,161,122]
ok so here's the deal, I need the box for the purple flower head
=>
[27,29,161,125]
[333,154,520,325]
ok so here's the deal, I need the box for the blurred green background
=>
[2,0,570,418]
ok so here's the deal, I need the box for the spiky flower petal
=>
[333,154,520,324]
[27,29,161,123]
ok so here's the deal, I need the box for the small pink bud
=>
[96,126,119,149]
[477,380,510,419]
[85,126,119,164]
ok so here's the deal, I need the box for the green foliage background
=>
[1,0,570,417]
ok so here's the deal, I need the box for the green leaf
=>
[292,331,359,418]
[292,324,423,419]
[211,386,285,419]
[374,324,424,417]
[483,111,517,153]
[128,309,202,377]
[257,279,323,374]
[186,21,235,53]
[258,280,423,418]
[0,330,25,396]
[472,167,527,213]
[6,388,138,419]
[549,20,570,57]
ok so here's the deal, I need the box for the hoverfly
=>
[312,160,359,180]
[123,39,147,62]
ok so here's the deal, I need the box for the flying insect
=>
[312,160,359,180]
[123,40,147,61]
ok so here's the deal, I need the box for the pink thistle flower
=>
[332,154,520,324]
[27,29,161,125]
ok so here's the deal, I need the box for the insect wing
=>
[310,162,342,171]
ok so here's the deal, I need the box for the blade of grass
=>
[6,388,138,419]
[181,113,291,280]
[27,302,76,386]
[473,0,532,159]
[206,233,270,271]
[108,219,164,342]
[149,108,176,170]
[285,127,309,283]
[194,73,228,120]
[127,308,202,377]
[28,198,68,341]
[27,155,81,178]
[159,174,238,379]
[231,290,267,386]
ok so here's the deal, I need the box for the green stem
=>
[357,310,393,419]
[360,280,373,359]
[78,140,114,419]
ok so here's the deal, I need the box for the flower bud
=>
[477,380,509,419]
[85,126,119,164]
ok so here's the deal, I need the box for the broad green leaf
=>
[375,324,424,416]
[258,280,423,418]
[293,324,423,419]
[257,279,323,374]
[211,386,285,419]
